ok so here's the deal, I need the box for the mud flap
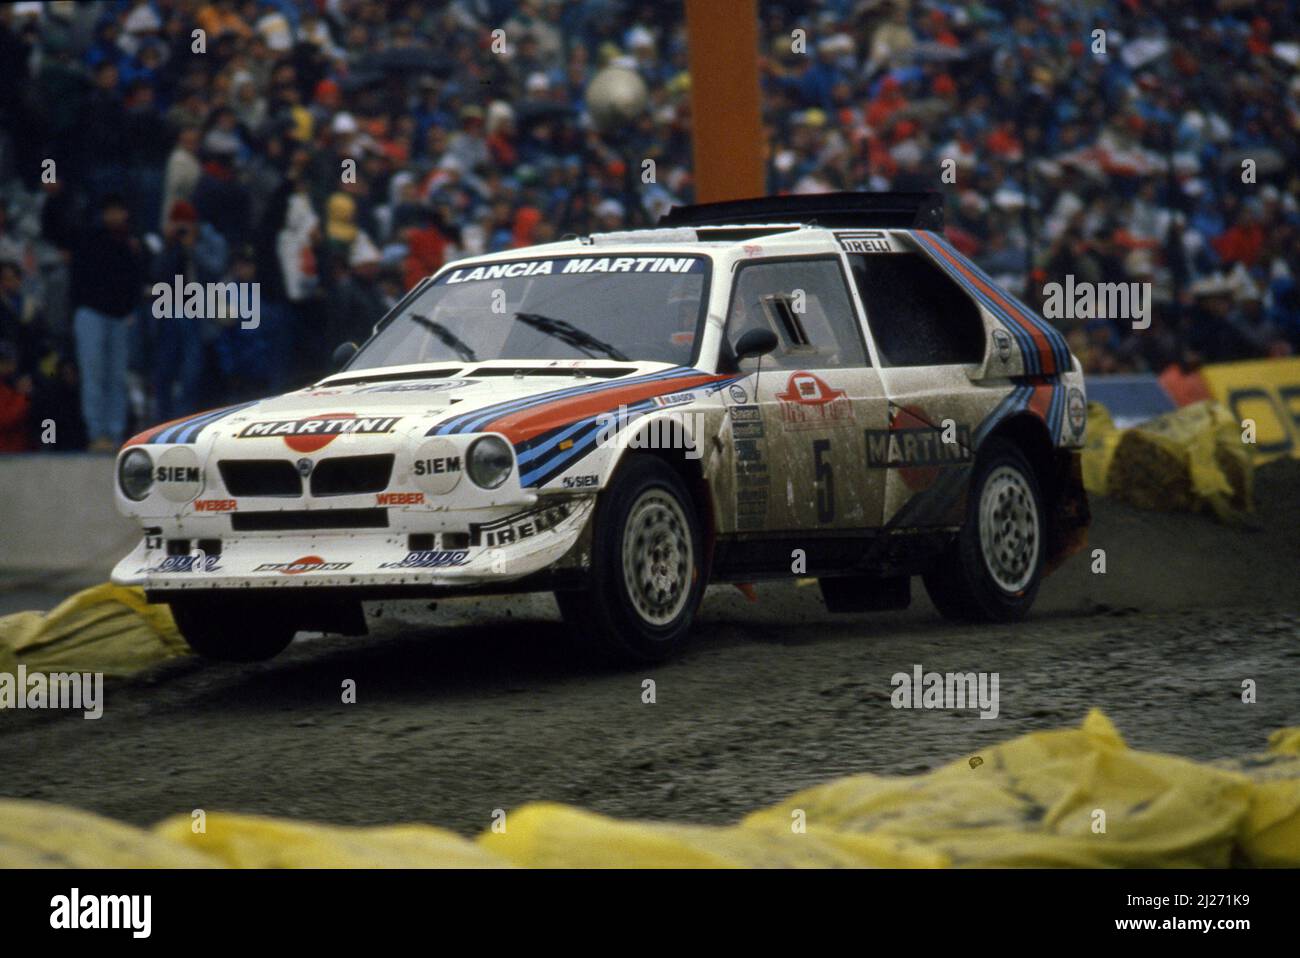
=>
[1045,450,1089,575]
[818,574,910,613]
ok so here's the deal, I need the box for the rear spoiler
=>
[658,191,944,231]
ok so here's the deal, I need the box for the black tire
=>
[555,456,706,663]
[169,597,297,662]
[922,437,1045,623]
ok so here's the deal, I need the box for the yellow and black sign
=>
[1201,357,1300,462]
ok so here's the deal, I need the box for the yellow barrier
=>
[2,711,1296,868]
[0,584,189,679]
[1201,356,1300,463]
[1081,400,1252,520]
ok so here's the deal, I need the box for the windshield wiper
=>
[512,312,630,362]
[409,314,478,362]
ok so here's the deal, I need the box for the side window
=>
[727,259,868,370]
[848,252,984,367]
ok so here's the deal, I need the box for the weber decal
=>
[469,503,573,547]
[193,498,237,512]
[376,492,425,506]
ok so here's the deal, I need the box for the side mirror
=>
[332,341,359,370]
[733,328,778,362]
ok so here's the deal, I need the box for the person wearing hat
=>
[192,127,251,249]
[150,199,228,422]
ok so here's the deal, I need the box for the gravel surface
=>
[1,462,1297,834]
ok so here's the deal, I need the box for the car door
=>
[720,256,889,535]
[844,243,995,529]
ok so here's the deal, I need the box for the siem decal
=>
[561,474,599,489]
[775,371,853,429]
[254,556,352,574]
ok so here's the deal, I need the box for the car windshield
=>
[349,254,711,370]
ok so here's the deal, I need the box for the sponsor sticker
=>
[992,329,1013,364]
[438,256,705,285]
[410,437,463,494]
[254,556,352,574]
[238,414,401,453]
[1067,387,1087,439]
[354,380,474,394]
[144,554,221,574]
[469,503,573,547]
[775,371,853,429]
[378,549,470,569]
[865,427,973,467]
[377,492,426,506]
[193,498,237,512]
[154,446,203,502]
[835,231,896,254]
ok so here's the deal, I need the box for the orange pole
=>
[684,0,765,202]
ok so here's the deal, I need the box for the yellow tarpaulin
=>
[1082,400,1252,520]
[0,584,189,679]
[2,711,1297,867]
[151,813,503,868]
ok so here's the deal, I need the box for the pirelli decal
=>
[865,426,972,467]
[835,230,898,254]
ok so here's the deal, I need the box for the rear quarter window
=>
[849,250,984,367]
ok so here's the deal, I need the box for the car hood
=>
[124,360,737,452]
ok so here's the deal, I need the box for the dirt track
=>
[1,463,1297,835]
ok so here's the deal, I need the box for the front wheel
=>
[922,437,1045,622]
[556,456,705,663]
[169,597,297,662]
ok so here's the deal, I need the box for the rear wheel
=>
[923,437,1045,622]
[169,597,297,662]
[556,456,705,663]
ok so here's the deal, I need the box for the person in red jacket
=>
[0,339,32,453]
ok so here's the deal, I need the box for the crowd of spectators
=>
[0,0,1297,451]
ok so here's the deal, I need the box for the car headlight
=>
[118,448,154,501]
[467,436,513,490]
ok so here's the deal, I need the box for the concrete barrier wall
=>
[0,454,139,575]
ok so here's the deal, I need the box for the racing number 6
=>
[812,439,834,523]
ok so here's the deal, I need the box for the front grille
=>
[310,454,394,496]
[231,509,389,531]
[218,460,302,497]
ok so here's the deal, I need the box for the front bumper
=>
[111,498,594,592]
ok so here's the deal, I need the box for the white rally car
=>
[112,193,1089,663]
